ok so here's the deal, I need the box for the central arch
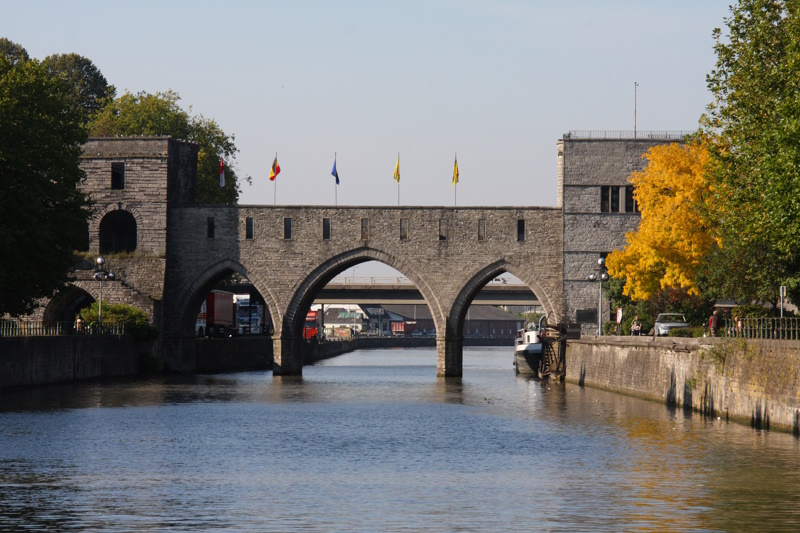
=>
[274,247,444,376]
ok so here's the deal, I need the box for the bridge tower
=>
[42,137,198,327]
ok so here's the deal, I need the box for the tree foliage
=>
[702,0,800,306]
[0,56,91,316]
[0,38,29,65]
[42,53,115,118]
[89,90,244,204]
[606,140,714,301]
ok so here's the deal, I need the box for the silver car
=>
[654,313,689,336]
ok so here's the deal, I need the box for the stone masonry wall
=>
[566,336,800,434]
[72,138,197,324]
[559,138,680,332]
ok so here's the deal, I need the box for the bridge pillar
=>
[437,336,463,377]
[272,335,304,376]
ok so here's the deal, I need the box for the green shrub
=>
[79,301,158,340]
[668,326,705,338]
[603,321,619,335]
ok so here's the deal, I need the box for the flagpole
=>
[397,152,400,206]
[273,152,277,206]
[335,152,338,206]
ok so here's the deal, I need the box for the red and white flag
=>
[219,158,225,187]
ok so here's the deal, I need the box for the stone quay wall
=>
[0,336,142,389]
[566,336,800,434]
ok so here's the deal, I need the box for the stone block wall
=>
[559,137,681,332]
[0,336,141,389]
[80,137,198,256]
[165,205,564,324]
[566,336,800,434]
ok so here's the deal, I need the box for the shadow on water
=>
[0,374,248,412]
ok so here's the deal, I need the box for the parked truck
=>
[234,294,262,335]
[196,290,236,337]
[303,310,322,340]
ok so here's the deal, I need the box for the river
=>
[1,347,798,532]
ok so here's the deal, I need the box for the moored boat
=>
[514,322,543,376]
[514,316,567,380]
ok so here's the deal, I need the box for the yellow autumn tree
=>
[606,140,715,301]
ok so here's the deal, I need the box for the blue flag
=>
[331,156,339,185]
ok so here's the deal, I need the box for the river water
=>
[1,347,799,532]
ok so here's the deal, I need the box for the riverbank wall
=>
[0,335,142,389]
[1,335,513,388]
[566,336,800,434]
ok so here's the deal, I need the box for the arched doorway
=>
[99,210,137,253]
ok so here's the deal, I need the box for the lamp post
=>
[587,257,609,336]
[93,257,115,330]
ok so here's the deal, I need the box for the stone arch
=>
[91,203,145,253]
[172,258,281,339]
[42,285,96,325]
[449,259,560,339]
[282,247,445,341]
[99,210,138,253]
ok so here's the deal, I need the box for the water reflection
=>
[1,347,799,532]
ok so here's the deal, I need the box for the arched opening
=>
[289,256,440,338]
[99,210,137,254]
[449,262,555,341]
[191,277,273,338]
[42,285,96,326]
[459,272,537,340]
[317,260,438,341]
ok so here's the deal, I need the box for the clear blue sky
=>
[4,0,731,208]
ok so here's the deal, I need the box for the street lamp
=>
[587,257,609,336]
[93,256,115,330]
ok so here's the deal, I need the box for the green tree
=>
[0,56,91,316]
[702,0,800,307]
[42,53,115,118]
[0,38,29,65]
[89,90,245,204]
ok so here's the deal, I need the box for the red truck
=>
[303,310,322,340]
[196,290,236,337]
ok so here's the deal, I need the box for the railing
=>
[0,320,126,337]
[721,317,800,340]
[564,130,694,140]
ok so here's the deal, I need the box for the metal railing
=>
[564,130,694,140]
[721,317,800,340]
[0,320,126,337]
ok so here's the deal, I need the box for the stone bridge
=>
[43,134,682,377]
[163,204,562,376]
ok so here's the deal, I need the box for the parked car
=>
[654,313,689,336]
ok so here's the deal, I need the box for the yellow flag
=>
[393,155,400,183]
[452,153,459,185]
